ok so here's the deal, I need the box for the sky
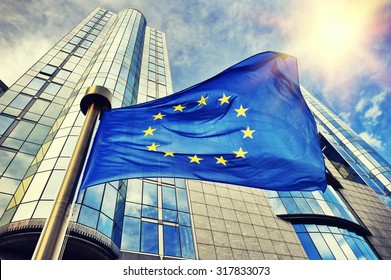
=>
[0,0,390,164]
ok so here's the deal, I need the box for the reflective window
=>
[9,94,31,109]
[26,78,46,91]
[78,206,99,229]
[266,186,359,224]
[40,65,57,76]
[122,217,140,251]
[44,83,62,96]
[141,221,158,254]
[164,225,181,257]
[55,70,71,81]
[142,181,157,206]
[0,115,14,136]
[142,205,158,219]
[83,184,104,210]
[294,224,378,260]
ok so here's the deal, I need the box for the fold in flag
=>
[81,51,327,192]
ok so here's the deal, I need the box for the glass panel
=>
[142,205,158,219]
[26,124,51,144]
[4,152,34,180]
[163,209,177,222]
[296,232,322,260]
[309,233,335,260]
[78,206,99,229]
[334,234,357,259]
[127,179,142,202]
[179,226,195,259]
[125,202,141,217]
[143,181,157,206]
[32,200,53,219]
[26,78,46,90]
[122,217,141,251]
[141,221,158,254]
[97,213,113,237]
[164,225,181,257]
[101,185,117,218]
[9,94,31,109]
[176,188,189,212]
[83,184,104,210]
[12,201,37,221]
[178,212,191,226]
[8,120,35,141]
[162,186,176,210]
[0,193,12,216]
[42,170,65,199]
[0,115,14,136]
[41,65,57,75]
[322,233,347,259]
[44,83,62,96]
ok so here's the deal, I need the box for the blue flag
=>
[81,52,326,192]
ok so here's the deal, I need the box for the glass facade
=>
[302,88,391,209]
[294,224,378,260]
[0,8,194,260]
[0,7,391,260]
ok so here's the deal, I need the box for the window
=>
[44,83,62,96]
[140,221,158,254]
[120,179,195,259]
[265,186,360,224]
[0,115,14,136]
[294,224,378,260]
[26,78,46,91]
[40,65,57,76]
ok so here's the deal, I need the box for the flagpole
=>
[32,85,112,260]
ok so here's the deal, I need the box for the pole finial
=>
[80,85,112,115]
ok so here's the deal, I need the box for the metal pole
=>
[32,86,111,260]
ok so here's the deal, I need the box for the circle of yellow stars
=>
[143,92,255,166]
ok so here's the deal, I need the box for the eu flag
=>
[81,52,326,192]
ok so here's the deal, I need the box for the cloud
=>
[359,132,385,150]
[363,91,387,125]
[355,97,367,112]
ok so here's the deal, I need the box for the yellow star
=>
[235,105,248,117]
[188,155,203,164]
[215,156,228,166]
[197,95,208,106]
[164,151,174,157]
[173,104,186,112]
[146,143,160,151]
[241,127,255,139]
[143,126,156,137]
[153,112,166,120]
[233,147,248,158]
[218,93,231,105]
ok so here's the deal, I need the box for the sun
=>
[303,1,371,65]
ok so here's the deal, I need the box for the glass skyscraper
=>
[0,7,390,260]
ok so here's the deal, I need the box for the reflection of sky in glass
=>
[294,224,378,260]
[266,186,360,224]
[98,213,113,237]
[121,179,194,258]
[142,182,157,206]
[163,186,176,210]
[83,184,104,210]
[79,206,99,229]
[122,217,140,251]
[101,185,117,217]
[180,226,195,259]
[164,225,180,257]
[163,209,177,222]
[142,205,158,219]
[141,222,158,254]
[125,202,141,217]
